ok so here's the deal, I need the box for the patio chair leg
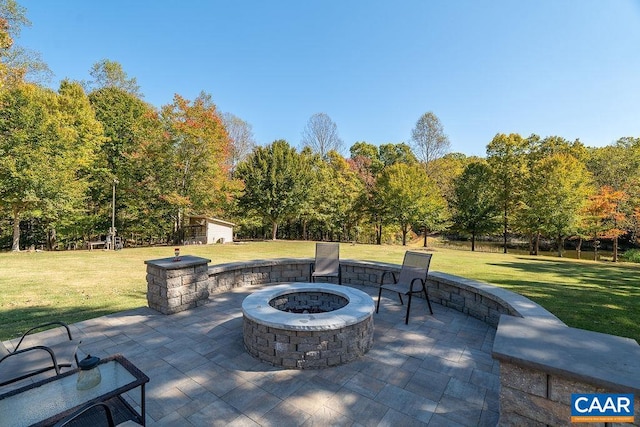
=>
[422,284,433,315]
[424,285,433,315]
[376,287,383,313]
[405,293,412,324]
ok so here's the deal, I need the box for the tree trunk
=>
[376,222,382,245]
[528,235,534,255]
[502,206,508,254]
[576,237,582,260]
[534,231,540,255]
[271,221,278,240]
[402,224,408,246]
[471,230,476,252]
[48,227,57,251]
[423,226,427,247]
[12,208,21,252]
[593,236,599,261]
[556,234,563,257]
[613,236,618,262]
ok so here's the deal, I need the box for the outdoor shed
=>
[186,216,235,244]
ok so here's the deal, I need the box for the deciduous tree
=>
[374,163,444,245]
[378,142,417,167]
[160,92,233,237]
[429,152,476,204]
[0,0,50,87]
[85,59,141,96]
[119,108,175,242]
[88,86,150,237]
[585,138,640,259]
[235,140,311,240]
[0,82,102,250]
[305,151,365,241]
[348,141,383,244]
[582,187,627,262]
[0,1,27,84]
[516,152,592,256]
[591,186,628,262]
[349,141,383,182]
[486,133,528,253]
[301,112,343,159]
[410,111,450,174]
[222,112,256,172]
[450,162,500,251]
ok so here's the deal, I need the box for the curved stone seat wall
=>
[206,257,562,327]
[147,255,639,425]
[204,258,640,425]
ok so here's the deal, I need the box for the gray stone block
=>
[548,375,602,405]
[500,385,568,426]
[499,362,547,397]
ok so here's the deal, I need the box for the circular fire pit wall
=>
[242,283,375,369]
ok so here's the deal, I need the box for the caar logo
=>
[571,393,634,423]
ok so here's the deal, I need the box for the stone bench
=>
[146,256,561,325]
[493,315,640,426]
[203,258,562,327]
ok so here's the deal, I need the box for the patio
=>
[4,284,499,426]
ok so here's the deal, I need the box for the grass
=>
[1,241,639,343]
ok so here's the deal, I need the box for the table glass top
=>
[0,360,136,427]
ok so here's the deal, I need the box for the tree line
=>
[1,1,639,260]
[234,132,640,262]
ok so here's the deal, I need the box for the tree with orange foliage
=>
[160,92,236,237]
[581,186,627,261]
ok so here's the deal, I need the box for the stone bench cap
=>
[492,314,640,394]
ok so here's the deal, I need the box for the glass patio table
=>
[0,353,148,427]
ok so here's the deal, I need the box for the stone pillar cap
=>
[145,255,211,270]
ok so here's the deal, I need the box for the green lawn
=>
[1,241,639,343]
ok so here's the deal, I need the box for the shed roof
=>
[189,215,235,227]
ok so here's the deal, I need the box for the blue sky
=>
[17,0,640,156]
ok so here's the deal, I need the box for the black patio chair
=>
[310,242,342,285]
[376,251,433,324]
[0,321,81,387]
[53,401,142,427]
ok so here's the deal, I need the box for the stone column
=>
[145,255,211,314]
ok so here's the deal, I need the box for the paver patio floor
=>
[4,284,499,426]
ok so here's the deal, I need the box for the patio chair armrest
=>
[379,270,397,286]
[1,345,61,375]
[15,321,74,350]
[409,277,425,293]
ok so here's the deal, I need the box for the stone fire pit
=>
[242,282,375,369]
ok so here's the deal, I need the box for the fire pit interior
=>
[269,291,348,314]
[242,282,375,369]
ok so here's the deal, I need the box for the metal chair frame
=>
[310,242,342,285]
[376,251,433,324]
[0,321,80,387]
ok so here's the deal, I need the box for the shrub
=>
[621,249,640,263]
